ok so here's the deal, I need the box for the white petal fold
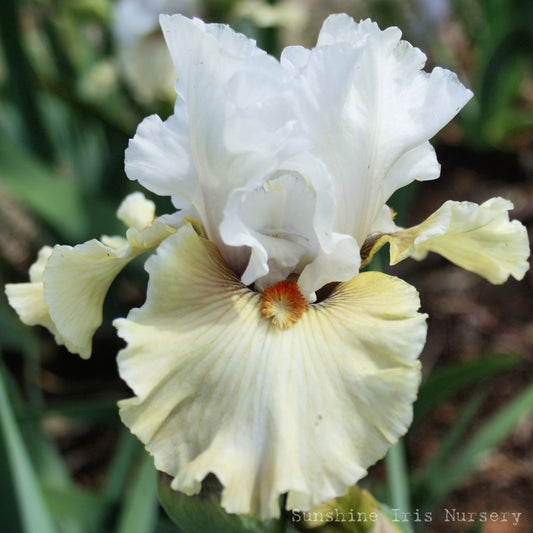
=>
[219,152,360,296]
[363,198,530,284]
[6,194,178,358]
[115,223,426,519]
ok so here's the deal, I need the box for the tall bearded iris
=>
[6,13,529,520]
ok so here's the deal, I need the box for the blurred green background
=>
[1,1,532,532]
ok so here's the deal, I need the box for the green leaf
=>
[158,473,281,533]
[102,429,142,502]
[412,390,486,511]
[0,365,57,533]
[418,391,485,488]
[0,138,89,241]
[42,483,111,533]
[443,381,533,489]
[385,440,411,519]
[413,354,519,425]
[421,381,533,507]
[0,0,54,161]
[115,451,159,533]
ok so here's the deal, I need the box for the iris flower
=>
[6,13,529,520]
[113,0,200,102]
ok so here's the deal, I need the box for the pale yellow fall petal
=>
[6,193,177,358]
[115,224,426,519]
[362,198,530,284]
[43,218,177,358]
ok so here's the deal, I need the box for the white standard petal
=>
[125,99,198,210]
[157,14,311,276]
[220,170,319,287]
[281,14,473,244]
[115,224,426,519]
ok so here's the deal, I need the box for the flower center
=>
[261,280,307,328]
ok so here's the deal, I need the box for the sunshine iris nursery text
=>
[291,508,522,526]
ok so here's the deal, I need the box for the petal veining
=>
[115,223,426,518]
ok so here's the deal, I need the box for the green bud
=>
[157,472,281,533]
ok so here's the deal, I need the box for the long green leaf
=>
[418,391,485,488]
[385,439,411,522]
[427,381,533,505]
[42,483,111,533]
[413,354,518,425]
[0,139,89,241]
[0,0,54,161]
[0,366,57,533]
[412,390,486,512]
[102,429,141,502]
[115,451,159,533]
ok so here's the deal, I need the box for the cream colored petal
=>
[5,246,59,339]
[117,192,156,230]
[6,194,179,358]
[374,197,529,284]
[115,224,426,519]
[28,245,53,282]
[43,215,177,359]
[6,282,53,331]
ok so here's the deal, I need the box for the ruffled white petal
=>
[125,100,198,210]
[221,171,319,287]
[281,14,473,243]
[6,194,178,358]
[363,198,530,283]
[129,14,313,281]
[297,233,361,300]
[115,224,426,519]
[159,14,290,212]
